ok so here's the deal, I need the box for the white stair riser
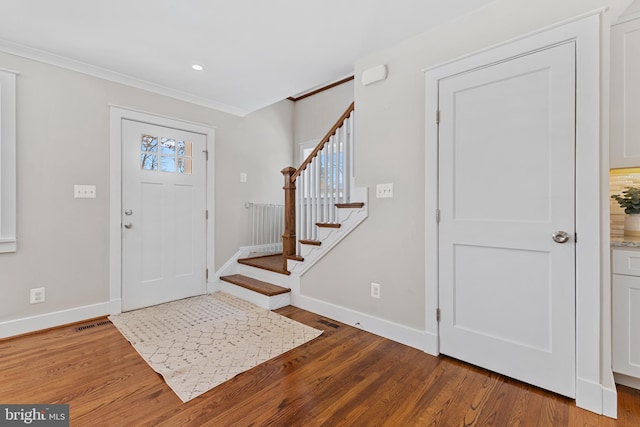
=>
[234,264,291,288]
[338,206,364,223]
[317,227,340,241]
[218,281,290,310]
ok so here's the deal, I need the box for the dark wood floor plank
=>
[480,378,528,426]
[616,384,640,427]
[0,306,639,426]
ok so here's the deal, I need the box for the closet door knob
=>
[552,231,569,243]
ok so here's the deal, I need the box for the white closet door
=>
[438,42,576,397]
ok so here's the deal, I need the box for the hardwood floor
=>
[1,306,639,426]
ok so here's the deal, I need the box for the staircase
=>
[217,102,368,309]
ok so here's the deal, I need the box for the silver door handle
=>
[552,231,569,243]
[124,209,133,216]
[124,223,133,229]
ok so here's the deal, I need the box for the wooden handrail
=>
[287,76,354,102]
[281,101,354,265]
[291,101,355,183]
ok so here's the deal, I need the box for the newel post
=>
[281,167,297,270]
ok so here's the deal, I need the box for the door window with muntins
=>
[140,134,192,174]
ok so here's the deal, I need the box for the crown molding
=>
[0,38,248,117]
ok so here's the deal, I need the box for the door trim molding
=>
[424,13,609,414]
[109,106,215,314]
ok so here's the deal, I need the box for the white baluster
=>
[314,155,320,240]
[349,115,353,202]
[323,142,329,223]
[340,119,348,203]
[297,174,303,244]
[304,168,310,240]
[289,106,355,249]
[307,163,313,240]
[324,137,333,222]
[333,134,338,220]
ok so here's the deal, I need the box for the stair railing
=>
[282,102,355,269]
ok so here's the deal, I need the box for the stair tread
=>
[336,202,365,208]
[316,223,341,228]
[237,254,290,275]
[299,239,322,246]
[220,274,290,296]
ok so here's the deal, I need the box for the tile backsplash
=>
[610,168,640,237]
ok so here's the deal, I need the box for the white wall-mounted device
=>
[362,65,388,86]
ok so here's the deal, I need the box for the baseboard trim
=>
[215,249,245,278]
[423,330,439,356]
[207,280,218,294]
[576,377,604,415]
[602,383,618,419]
[215,244,280,277]
[576,376,618,419]
[291,293,428,352]
[109,298,122,315]
[0,301,114,339]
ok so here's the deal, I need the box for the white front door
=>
[438,42,576,397]
[121,119,207,311]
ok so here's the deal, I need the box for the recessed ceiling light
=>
[191,64,204,71]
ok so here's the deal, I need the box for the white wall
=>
[298,0,617,415]
[215,100,294,265]
[293,80,354,163]
[0,51,293,327]
[302,0,608,334]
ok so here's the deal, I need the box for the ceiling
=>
[0,0,494,116]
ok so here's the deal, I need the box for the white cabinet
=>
[611,18,640,168]
[612,248,640,384]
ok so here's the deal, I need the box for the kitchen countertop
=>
[612,236,640,248]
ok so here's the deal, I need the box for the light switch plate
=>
[240,173,247,183]
[376,183,393,198]
[74,185,96,198]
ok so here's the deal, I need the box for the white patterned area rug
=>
[109,292,323,402]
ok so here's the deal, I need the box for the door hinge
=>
[203,149,209,161]
[436,308,441,322]
[436,110,440,125]
[206,268,209,280]
[206,210,209,220]
[575,232,577,243]
[436,209,440,223]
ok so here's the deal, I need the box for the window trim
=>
[0,69,17,253]
[299,139,319,164]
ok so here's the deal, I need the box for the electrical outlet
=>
[30,287,45,304]
[371,282,381,299]
[376,183,393,198]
